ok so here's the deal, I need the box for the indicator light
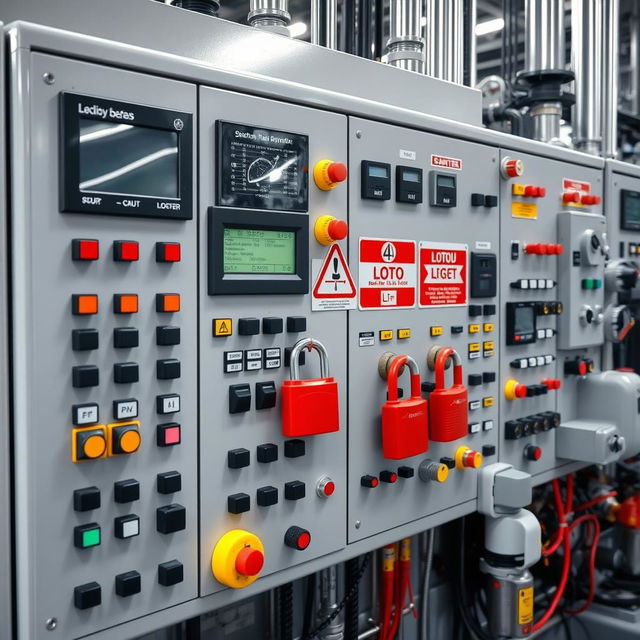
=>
[501,157,524,178]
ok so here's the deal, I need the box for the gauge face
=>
[217,121,309,211]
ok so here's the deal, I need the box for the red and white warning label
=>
[419,241,468,308]
[431,154,463,170]
[312,244,357,312]
[359,238,417,310]
[563,178,591,194]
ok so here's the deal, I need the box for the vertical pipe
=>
[311,0,321,44]
[326,0,338,49]
[602,0,619,158]
[426,0,464,83]
[386,0,424,73]
[525,0,565,72]
[631,2,640,115]
[248,0,291,34]
[467,0,477,87]
[572,0,603,155]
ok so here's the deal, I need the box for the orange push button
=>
[72,426,107,462]
[72,294,98,316]
[114,294,138,314]
[156,293,180,313]
[108,421,141,455]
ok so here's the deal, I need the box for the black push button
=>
[468,373,483,386]
[74,582,101,609]
[262,317,284,334]
[284,480,306,500]
[257,443,278,463]
[114,327,139,349]
[156,325,180,346]
[286,316,307,333]
[229,384,251,413]
[451,325,464,334]
[158,560,183,586]
[157,359,181,380]
[238,317,260,336]
[483,304,497,316]
[284,439,305,458]
[468,305,483,317]
[482,444,497,457]
[156,504,186,534]
[255,381,277,409]
[421,382,436,393]
[284,347,306,368]
[115,571,141,597]
[114,362,139,384]
[484,195,498,207]
[228,448,250,469]
[74,486,100,512]
[114,478,139,503]
[72,365,99,388]
[483,371,496,383]
[471,193,485,207]
[157,471,182,494]
[72,329,99,351]
[397,466,414,478]
[228,492,250,514]
[257,486,279,507]
[440,457,456,469]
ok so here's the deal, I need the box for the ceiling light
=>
[288,22,308,38]
[475,18,505,37]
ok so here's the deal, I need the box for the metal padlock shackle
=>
[434,347,463,389]
[387,354,421,402]
[288,337,330,380]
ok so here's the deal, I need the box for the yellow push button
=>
[483,396,495,408]
[379,330,393,341]
[212,529,265,589]
[430,326,444,337]
[512,184,526,196]
[213,318,232,337]
[397,328,411,339]
[72,426,107,462]
[468,324,480,334]
[483,323,495,333]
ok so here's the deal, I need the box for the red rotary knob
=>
[235,547,265,577]
[502,157,524,178]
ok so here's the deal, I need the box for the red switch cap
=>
[537,186,547,197]
[581,194,601,206]
[515,384,528,398]
[114,241,139,262]
[327,219,349,242]
[524,445,542,461]
[284,526,311,550]
[361,475,379,488]
[327,162,348,184]
[156,242,181,263]
[235,547,264,576]
[502,158,524,178]
[563,191,581,204]
[72,239,99,261]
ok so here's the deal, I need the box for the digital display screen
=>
[402,169,421,183]
[78,119,179,198]
[217,122,308,212]
[437,175,455,188]
[223,227,296,274]
[368,165,389,178]
[621,190,640,230]
[514,306,535,334]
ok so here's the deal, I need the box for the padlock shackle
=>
[434,347,463,389]
[387,354,420,402]
[288,337,330,380]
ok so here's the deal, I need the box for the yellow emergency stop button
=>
[212,529,265,589]
[313,159,348,191]
[72,426,107,462]
[314,215,348,245]
[455,446,483,470]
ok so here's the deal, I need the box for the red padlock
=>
[381,355,429,460]
[281,338,340,437]
[429,347,468,442]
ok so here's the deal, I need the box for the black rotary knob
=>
[284,526,311,551]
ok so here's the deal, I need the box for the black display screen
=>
[79,120,178,198]
[217,121,308,212]
[621,189,640,231]
[514,306,535,334]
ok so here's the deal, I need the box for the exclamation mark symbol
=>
[332,257,340,291]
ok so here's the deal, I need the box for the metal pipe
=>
[467,0,477,87]
[248,0,291,35]
[572,0,603,155]
[525,0,565,72]
[602,0,619,158]
[631,2,640,115]
[360,604,416,640]
[311,0,321,45]
[317,565,343,640]
[386,0,424,73]
[426,0,464,84]
[326,0,338,49]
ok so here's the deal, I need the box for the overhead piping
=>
[248,0,291,36]
[386,0,424,73]
[426,0,464,84]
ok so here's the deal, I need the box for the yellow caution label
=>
[379,330,393,341]
[483,323,495,333]
[382,545,396,572]
[483,396,495,408]
[518,586,534,625]
[512,183,526,196]
[512,202,538,219]
[430,326,443,337]
[398,328,411,339]
[213,318,232,337]
[468,324,481,334]
[468,343,481,352]
[399,538,411,562]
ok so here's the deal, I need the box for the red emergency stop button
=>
[114,241,139,262]
[72,239,99,261]
[501,157,524,179]
[455,446,483,470]
[314,159,348,190]
[284,526,311,550]
[156,242,181,263]
[581,194,601,206]
[316,476,335,498]
[524,445,542,461]
[563,191,581,204]
[314,215,349,245]
[235,547,265,577]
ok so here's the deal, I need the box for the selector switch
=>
[229,384,251,413]
[238,318,260,335]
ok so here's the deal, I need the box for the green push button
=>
[74,523,101,549]
[594,279,602,289]
[582,278,594,290]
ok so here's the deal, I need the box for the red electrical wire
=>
[379,544,395,640]
[385,538,415,640]
[574,491,618,514]
[564,514,600,615]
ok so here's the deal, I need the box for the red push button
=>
[515,384,528,398]
[524,444,542,461]
[563,191,581,204]
[316,476,335,498]
[72,239,99,261]
[581,194,601,206]
[156,242,181,263]
[360,475,379,488]
[114,241,139,262]
[284,526,311,550]
[327,219,348,241]
[235,547,265,577]
[157,423,181,447]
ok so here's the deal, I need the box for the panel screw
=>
[356,130,362,139]
[45,618,57,631]
[42,72,55,85]
[355,520,361,529]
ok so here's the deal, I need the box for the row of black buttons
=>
[228,481,306,513]
[72,359,180,388]
[229,382,277,413]
[74,561,183,609]
[228,440,305,468]
[468,372,496,386]
[469,304,496,317]
[74,473,182,511]
[236,316,306,336]
[73,326,180,351]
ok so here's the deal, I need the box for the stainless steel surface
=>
[311,0,320,45]
[468,0,477,87]
[326,0,337,49]
[248,0,291,34]
[426,0,464,83]
[317,565,343,640]
[525,0,565,71]
[602,0,619,158]
[387,0,424,73]
[531,101,563,143]
[572,0,603,155]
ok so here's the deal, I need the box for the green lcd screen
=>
[223,227,296,274]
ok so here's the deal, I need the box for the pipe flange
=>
[386,34,425,48]
[248,7,291,22]
[386,49,425,64]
